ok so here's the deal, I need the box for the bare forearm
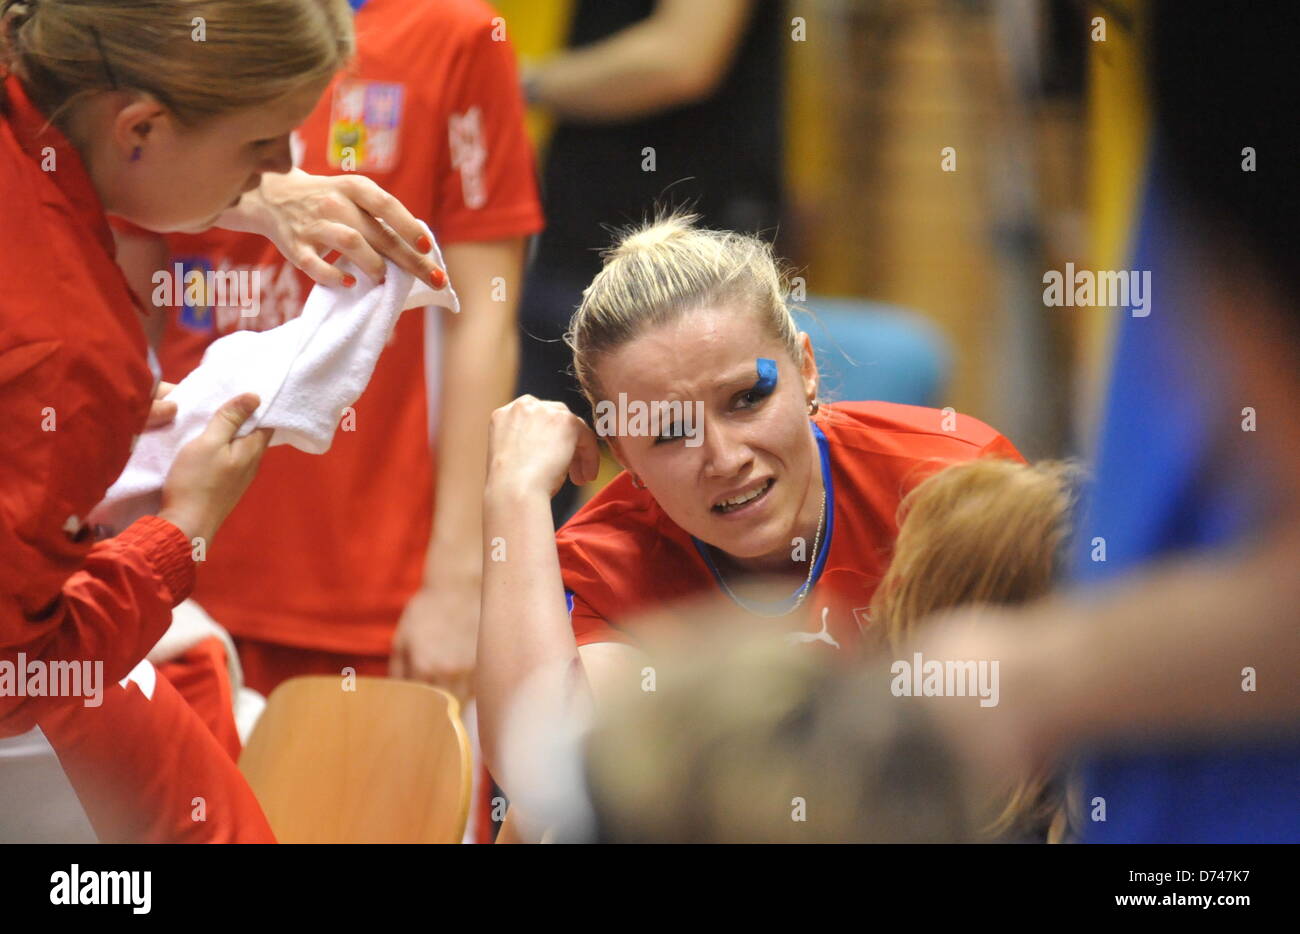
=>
[993,527,1300,767]
[426,317,518,576]
[425,238,526,579]
[478,483,589,772]
[530,0,752,122]
[478,394,603,777]
[532,27,694,121]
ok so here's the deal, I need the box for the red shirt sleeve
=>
[433,15,544,244]
[38,662,274,843]
[558,527,639,648]
[0,517,195,736]
[569,589,635,649]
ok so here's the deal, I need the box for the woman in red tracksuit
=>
[0,0,441,841]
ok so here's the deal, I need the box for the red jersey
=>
[156,0,544,655]
[0,75,195,735]
[558,402,1024,648]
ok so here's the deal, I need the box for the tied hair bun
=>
[607,211,702,259]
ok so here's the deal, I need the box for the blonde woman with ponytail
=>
[478,212,1024,798]
[0,0,433,841]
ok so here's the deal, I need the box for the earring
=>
[130,146,142,162]
[630,474,646,489]
[809,398,820,415]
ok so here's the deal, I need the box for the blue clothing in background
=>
[1072,169,1298,843]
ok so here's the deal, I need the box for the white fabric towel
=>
[90,229,458,536]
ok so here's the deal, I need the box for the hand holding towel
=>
[90,230,458,536]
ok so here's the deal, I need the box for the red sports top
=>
[558,402,1024,648]
[0,74,195,735]
[155,0,544,655]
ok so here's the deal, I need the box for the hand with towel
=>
[90,226,459,542]
[156,393,271,547]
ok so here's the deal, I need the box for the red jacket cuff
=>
[117,516,196,605]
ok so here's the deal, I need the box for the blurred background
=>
[492,0,1136,464]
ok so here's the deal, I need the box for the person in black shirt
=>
[519,0,785,521]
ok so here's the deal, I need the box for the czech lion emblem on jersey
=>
[327,79,405,172]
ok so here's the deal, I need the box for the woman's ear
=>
[110,95,168,159]
[798,332,818,403]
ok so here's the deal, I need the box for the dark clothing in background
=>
[520,0,786,522]
[537,0,785,283]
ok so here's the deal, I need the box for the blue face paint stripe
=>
[754,357,778,395]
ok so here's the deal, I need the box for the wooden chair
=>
[239,676,471,843]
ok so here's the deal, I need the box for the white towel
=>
[89,231,458,536]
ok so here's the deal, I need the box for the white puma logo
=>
[785,607,841,650]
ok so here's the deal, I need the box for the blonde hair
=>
[869,457,1081,841]
[1,0,354,128]
[566,211,801,405]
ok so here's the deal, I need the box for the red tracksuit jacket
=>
[0,74,272,842]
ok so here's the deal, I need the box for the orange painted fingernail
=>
[429,267,446,289]
[416,234,433,253]
[342,274,357,288]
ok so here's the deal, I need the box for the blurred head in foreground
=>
[870,458,1078,651]
[870,458,1081,841]
[576,459,1079,842]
